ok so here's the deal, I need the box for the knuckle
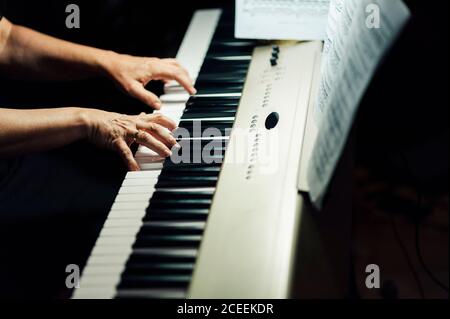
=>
[147,123,156,132]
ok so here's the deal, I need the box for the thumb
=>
[114,139,140,171]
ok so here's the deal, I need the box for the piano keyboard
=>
[74,9,253,299]
[74,8,323,299]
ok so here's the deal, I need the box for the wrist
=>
[75,108,94,139]
[95,50,120,79]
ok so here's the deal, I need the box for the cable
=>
[400,151,449,294]
[414,193,449,293]
[390,214,425,299]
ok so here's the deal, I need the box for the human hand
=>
[104,53,196,109]
[83,109,178,171]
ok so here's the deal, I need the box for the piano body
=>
[73,8,352,299]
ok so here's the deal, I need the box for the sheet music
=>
[307,0,410,208]
[235,0,330,40]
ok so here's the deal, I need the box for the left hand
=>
[104,53,197,109]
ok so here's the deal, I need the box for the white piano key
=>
[164,86,187,94]
[104,215,145,228]
[136,157,166,165]
[135,151,162,160]
[160,93,190,103]
[93,236,138,248]
[117,186,155,195]
[121,178,158,187]
[79,275,125,287]
[73,287,116,299]
[125,170,161,179]
[157,106,186,114]
[139,162,164,170]
[107,210,147,219]
[89,245,133,256]
[111,201,149,210]
[114,193,152,202]
[175,9,221,80]
[99,227,143,237]
[86,255,134,266]
[81,265,125,276]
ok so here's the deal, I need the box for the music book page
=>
[235,0,330,40]
[307,0,410,208]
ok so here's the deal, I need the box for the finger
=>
[160,66,196,95]
[142,113,177,131]
[139,122,178,148]
[164,59,190,79]
[135,130,172,157]
[128,82,162,109]
[114,139,140,171]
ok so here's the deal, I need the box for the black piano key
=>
[197,69,248,78]
[188,95,241,102]
[196,86,244,95]
[209,41,255,50]
[183,107,237,114]
[144,208,210,221]
[201,59,250,70]
[169,149,225,164]
[195,76,246,85]
[179,119,235,127]
[172,144,227,154]
[174,128,232,138]
[176,127,233,136]
[129,248,198,262]
[156,175,219,188]
[140,221,206,234]
[151,190,214,199]
[150,199,213,209]
[133,234,202,248]
[118,274,191,289]
[182,111,236,119]
[163,157,224,168]
[124,262,195,276]
[161,165,222,176]
[186,100,240,108]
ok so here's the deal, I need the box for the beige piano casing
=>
[189,41,324,298]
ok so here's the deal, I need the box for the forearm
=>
[0,18,113,81]
[0,107,89,157]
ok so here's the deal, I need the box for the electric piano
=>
[73,8,351,299]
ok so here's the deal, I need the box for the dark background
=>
[0,0,448,298]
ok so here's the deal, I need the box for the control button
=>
[265,112,280,130]
[272,45,280,53]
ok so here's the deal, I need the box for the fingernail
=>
[192,88,197,95]
[154,102,162,109]
[173,143,181,149]
[165,149,173,157]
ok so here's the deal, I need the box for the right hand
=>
[84,109,178,171]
